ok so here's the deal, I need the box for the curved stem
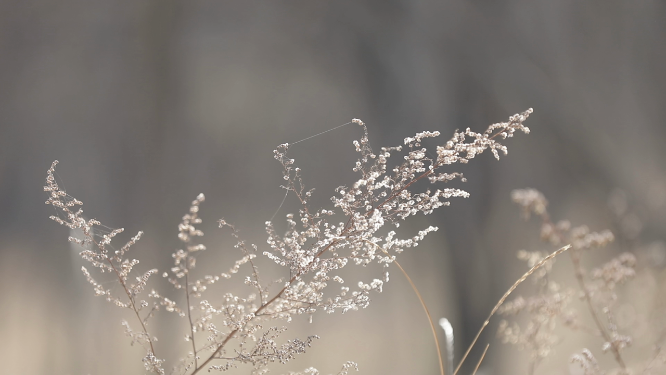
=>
[184,273,198,369]
[104,255,157,358]
[362,239,444,375]
[393,259,445,375]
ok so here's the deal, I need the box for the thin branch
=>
[570,249,627,369]
[365,239,444,375]
[539,212,627,370]
[453,245,571,375]
[393,258,445,375]
[184,273,198,369]
[102,252,157,358]
[471,344,489,375]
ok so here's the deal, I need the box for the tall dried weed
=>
[498,189,666,375]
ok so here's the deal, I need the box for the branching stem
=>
[539,213,627,370]
[184,273,198,369]
[103,253,157,358]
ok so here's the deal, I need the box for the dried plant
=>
[499,188,666,375]
[44,110,532,374]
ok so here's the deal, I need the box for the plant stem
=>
[453,245,571,375]
[185,273,198,369]
[104,254,157,359]
[471,344,489,375]
[540,213,627,370]
[392,258,446,375]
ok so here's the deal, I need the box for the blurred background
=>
[1,1,666,374]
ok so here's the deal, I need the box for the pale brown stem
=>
[104,255,157,360]
[539,213,627,370]
[453,245,571,375]
[184,272,198,369]
[363,239,445,375]
[569,249,627,369]
[393,259,446,375]
[191,236,343,375]
[471,344,489,375]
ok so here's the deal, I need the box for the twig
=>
[453,245,571,375]
[570,249,627,369]
[539,212,627,370]
[471,344,489,375]
[363,239,445,375]
[102,252,157,358]
[184,273,198,369]
[393,258,446,375]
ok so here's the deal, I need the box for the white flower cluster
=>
[44,109,532,374]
